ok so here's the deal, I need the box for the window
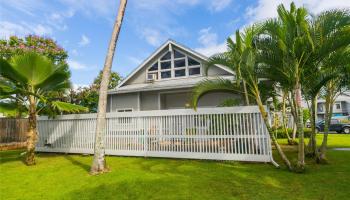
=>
[335,103,341,109]
[160,61,171,69]
[174,50,185,58]
[117,108,133,112]
[188,57,200,66]
[161,71,171,79]
[147,48,202,80]
[189,67,200,75]
[174,59,185,68]
[175,69,186,77]
[149,63,158,71]
[161,51,171,60]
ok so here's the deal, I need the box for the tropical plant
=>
[0,52,87,165]
[191,25,293,171]
[91,0,127,174]
[257,2,315,171]
[303,9,350,160]
[207,32,250,105]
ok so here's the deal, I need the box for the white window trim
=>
[146,47,202,81]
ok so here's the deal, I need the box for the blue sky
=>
[1,0,349,87]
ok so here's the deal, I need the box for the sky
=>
[1,0,349,88]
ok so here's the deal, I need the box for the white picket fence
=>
[36,106,274,163]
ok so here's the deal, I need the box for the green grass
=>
[1,134,349,200]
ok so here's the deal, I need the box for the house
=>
[317,95,350,120]
[107,40,241,112]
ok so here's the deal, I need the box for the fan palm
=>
[0,52,87,165]
[192,25,293,171]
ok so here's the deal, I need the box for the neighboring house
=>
[317,95,350,120]
[107,39,241,112]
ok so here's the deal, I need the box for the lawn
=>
[1,134,349,200]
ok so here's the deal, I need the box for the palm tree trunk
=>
[306,96,317,157]
[242,80,250,105]
[256,91,293,171]
[317,88,333,163]
[25,96,37,165]
[90,0,127,174]
[294,84,305,172]
[281,91,293,144]
[287,93,297,142]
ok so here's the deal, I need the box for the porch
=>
[36,106,273,163]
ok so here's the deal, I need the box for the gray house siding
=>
[108,92,139,112]
[108,89,242,112]
[316,100,350,120]
[140,91,159,110]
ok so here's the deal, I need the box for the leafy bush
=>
[273,128,312,139]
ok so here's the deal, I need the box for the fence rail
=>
[36,106,273,163]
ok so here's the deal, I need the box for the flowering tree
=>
[0,35,68,63]
[0,35,70,117]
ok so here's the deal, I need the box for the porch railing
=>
[36,106,273,163]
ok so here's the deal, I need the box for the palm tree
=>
[90,0,127,174]
[0,53,87,165]
[304,9,350,161]
[258,3,314,172]
[192,25,293,171]
[317,48,350,162]
[207,31,250,105]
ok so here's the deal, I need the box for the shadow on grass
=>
[64,155,90,172]
[0,149,26,164]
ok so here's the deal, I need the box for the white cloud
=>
[72,83,89,90]
[209,0,232,12]
[198,27,218,47]
[195,27,227,56]
[79,35,90,46]
[141,29,166,47]
[128,56,143,65]
[195,42,227,57]
[67,59,88,70]
[0,21,52,39]
[246,0,350,23]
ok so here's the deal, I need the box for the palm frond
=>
[190,78,240,109]
[50,101,88,113]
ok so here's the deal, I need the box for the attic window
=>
[149,63,158,71]
[146,47,202,80]
[174,50,185,58]
[161,51,171,60]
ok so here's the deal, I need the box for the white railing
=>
[36,106,273,163]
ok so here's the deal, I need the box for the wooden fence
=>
[36,106,274,163]
[0,118,28,143]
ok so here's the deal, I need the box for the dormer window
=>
[147,48,201,81]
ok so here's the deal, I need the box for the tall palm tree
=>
[207,31,250,105]
[90,0,127,174]
[0,53,87,165]
[258,3,314,171]
[296,9,350,160]
[192,25,293,171]
[317,48,350,162]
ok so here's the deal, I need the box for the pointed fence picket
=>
[36,106,273,163]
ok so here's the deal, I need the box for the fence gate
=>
[36,106,273,163]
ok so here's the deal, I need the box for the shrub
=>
[273,128,312,139]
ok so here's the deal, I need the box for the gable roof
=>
[115,39,234,89]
